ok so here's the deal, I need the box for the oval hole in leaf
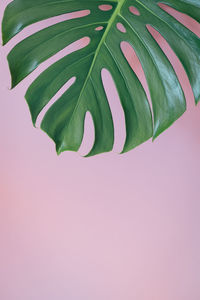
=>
[116,23,126,33]
[158,3,200,38]
[146,25,194,107]
[120,41,152,111]
[101,68,126,153]
[99,4,113,11]
[95,26,104,31]
[35,77,76,128]
[129,6,140,16]
[78,112,95,156]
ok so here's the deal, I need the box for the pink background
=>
[1,1,200,299]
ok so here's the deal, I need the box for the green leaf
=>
[2,0,200,156]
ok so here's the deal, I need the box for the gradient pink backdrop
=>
[1,1,200,299]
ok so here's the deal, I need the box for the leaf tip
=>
[56,143,63,156]
[195,96,200,106]
[2,33,9,46]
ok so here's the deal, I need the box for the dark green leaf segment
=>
[2,0,200,156]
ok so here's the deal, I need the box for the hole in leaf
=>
[99,4,113,11]
[35,77,76,128]
[95,26,104,31]
[120,41,152,111]
[129,6,140,16]
[31,37,90,126]
[78,112,95,156]
[116,23,126,33]
[158,3,200,38]
[146,25,194,107]
[5,10,91,50]
[25,37,90,101]
[46,9,91,23]
[101,68,126,153]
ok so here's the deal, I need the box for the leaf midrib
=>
[52,0,193,149]
[57,0,126,150]
[72,0,125,106]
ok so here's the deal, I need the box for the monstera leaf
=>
[2,0,200,156]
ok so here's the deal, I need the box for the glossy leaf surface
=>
[2,0,200,156]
